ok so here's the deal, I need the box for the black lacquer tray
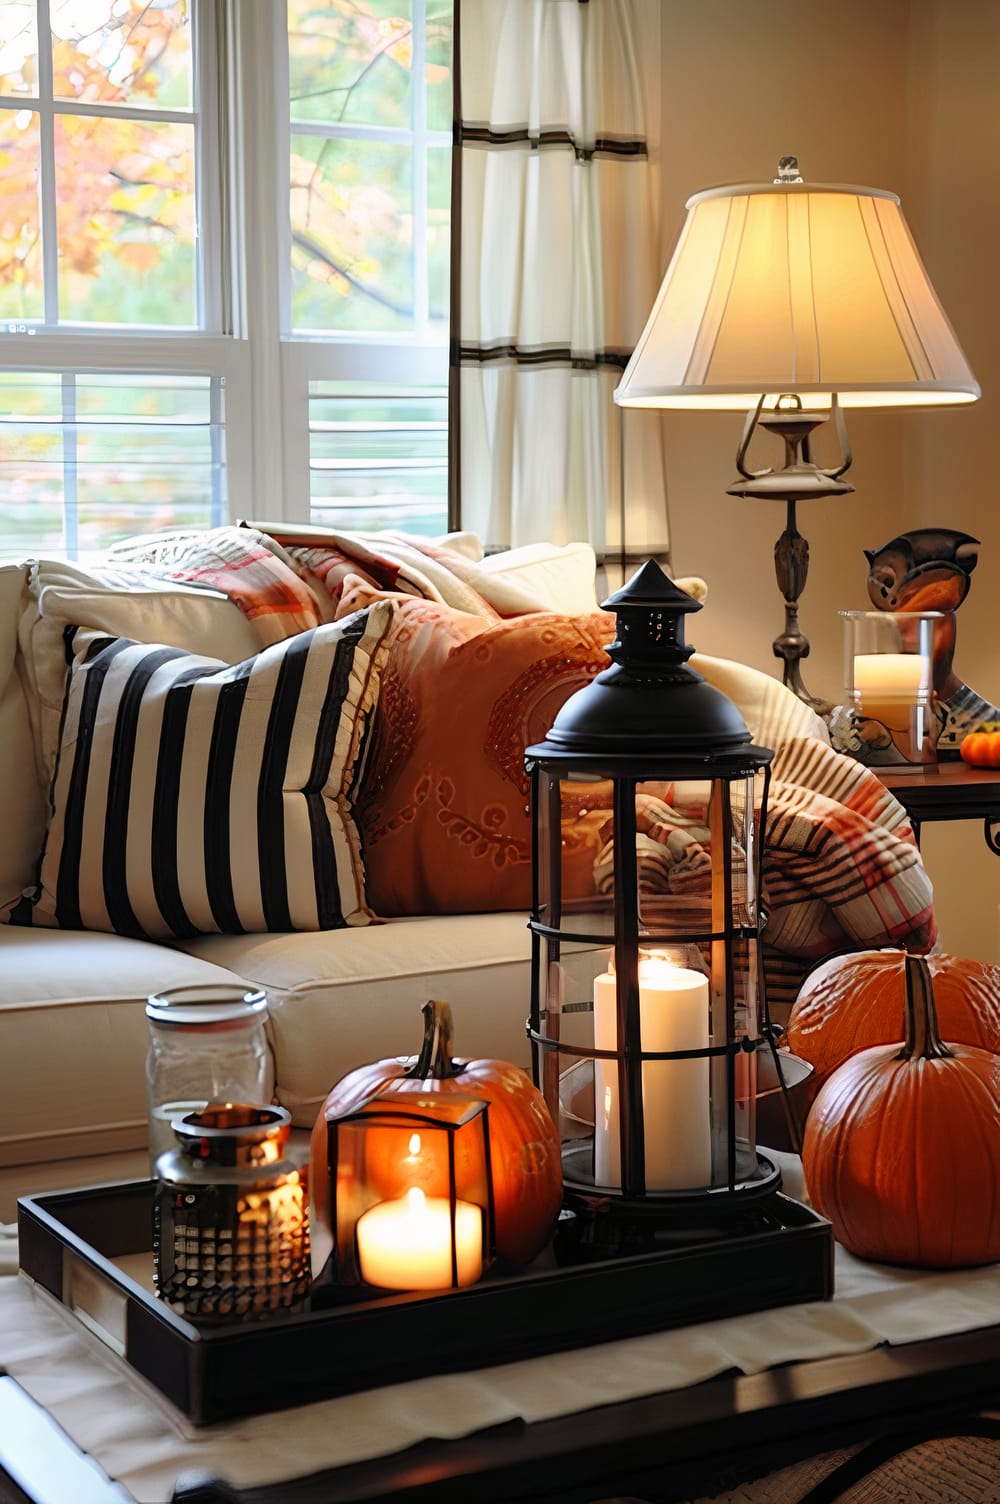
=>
[18,1179,833,1426]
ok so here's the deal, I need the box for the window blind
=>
[0,371,225,560]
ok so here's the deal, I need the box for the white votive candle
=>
[853,652,927,704]
[355,1187,483,1290]
[593,955,712,1191]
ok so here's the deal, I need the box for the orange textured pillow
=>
[358,601,613,915]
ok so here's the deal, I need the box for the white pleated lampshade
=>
[614,180,980,410]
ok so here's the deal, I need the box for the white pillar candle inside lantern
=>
[355,1187,483,1290]
[593,953,711,1191]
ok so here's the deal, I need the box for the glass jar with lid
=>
[145,985,275,1169]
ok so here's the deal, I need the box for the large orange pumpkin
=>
[310,1001,562,1267]
[786,949,1000,1105]
[802,954,1000,1268]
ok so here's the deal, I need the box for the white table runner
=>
[2,1165,999,1504]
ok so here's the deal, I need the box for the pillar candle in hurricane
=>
[593,953,712,1191]
[854,652,929,730]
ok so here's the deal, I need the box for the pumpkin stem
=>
[408,1000,464,1080]
[898,954,953,1061]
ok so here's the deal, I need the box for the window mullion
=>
[230,0,292,519]
[193,0,225,333]
[412,0,429,333]
[35,0,58,326]
[0,95,197,125]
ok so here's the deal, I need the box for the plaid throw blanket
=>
[110,526,322,646]
[111,524,562,642]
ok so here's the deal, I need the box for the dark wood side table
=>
[874,760,1000,854]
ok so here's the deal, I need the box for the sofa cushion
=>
[478,541,600,613]
[18,558,263,798]
[12,605,393,938]
[354,602,613,916]
[175,913,601,1128]
[0,927,249,1166]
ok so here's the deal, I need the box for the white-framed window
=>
[0,0,453,559]
[280,0,452,534]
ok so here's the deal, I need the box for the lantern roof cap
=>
[603,559,702,614]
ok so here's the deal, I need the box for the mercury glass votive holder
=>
[840,610,942,772]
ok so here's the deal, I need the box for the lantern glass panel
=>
[633,774,762,934]
[330,1094,494,1289]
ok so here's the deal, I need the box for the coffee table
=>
[2,1309,998,1503]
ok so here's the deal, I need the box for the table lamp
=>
[614,157,980,708]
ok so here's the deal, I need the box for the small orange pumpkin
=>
[803,954,1000,1268]
[960,723,1000,767]
[786,949,1000,1105]
[310,1001,562,1266]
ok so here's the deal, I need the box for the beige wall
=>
[903,0,1000,959]
[656,0,999,960]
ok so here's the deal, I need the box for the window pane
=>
[0,1,38,96]
[291,134,412,333]
[0,371,223,559]
[288,0,411,128]
[426,3,452,132]
[309,380,447,535]
[55,114,197,325]
[51,0,192,109]
[0,108,43,323]
[427,144,449,326]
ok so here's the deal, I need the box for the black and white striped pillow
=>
[15,605,393,938]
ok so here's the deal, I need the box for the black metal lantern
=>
[525,561,781,1220]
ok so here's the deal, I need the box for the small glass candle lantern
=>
[328,1094,495,1291]
[525,562,779,1216]
[840,609,942,771]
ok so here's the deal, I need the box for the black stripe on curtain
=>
[460,125,647,160]
[459,343,632,370]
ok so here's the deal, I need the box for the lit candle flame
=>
[405,1186,426,1212]
[408,1133,421,1156]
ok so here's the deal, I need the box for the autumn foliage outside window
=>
[0,0,453,557]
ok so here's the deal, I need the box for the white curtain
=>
[452,0,668,566]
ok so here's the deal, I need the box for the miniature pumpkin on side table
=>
[960,723,1000,766]
[311,1000,563,1268]
[802,954,1000,1268]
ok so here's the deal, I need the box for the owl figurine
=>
[864,527,998,755]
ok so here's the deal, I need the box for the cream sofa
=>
[1,538,927,1203]
[0,542,606,1183]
